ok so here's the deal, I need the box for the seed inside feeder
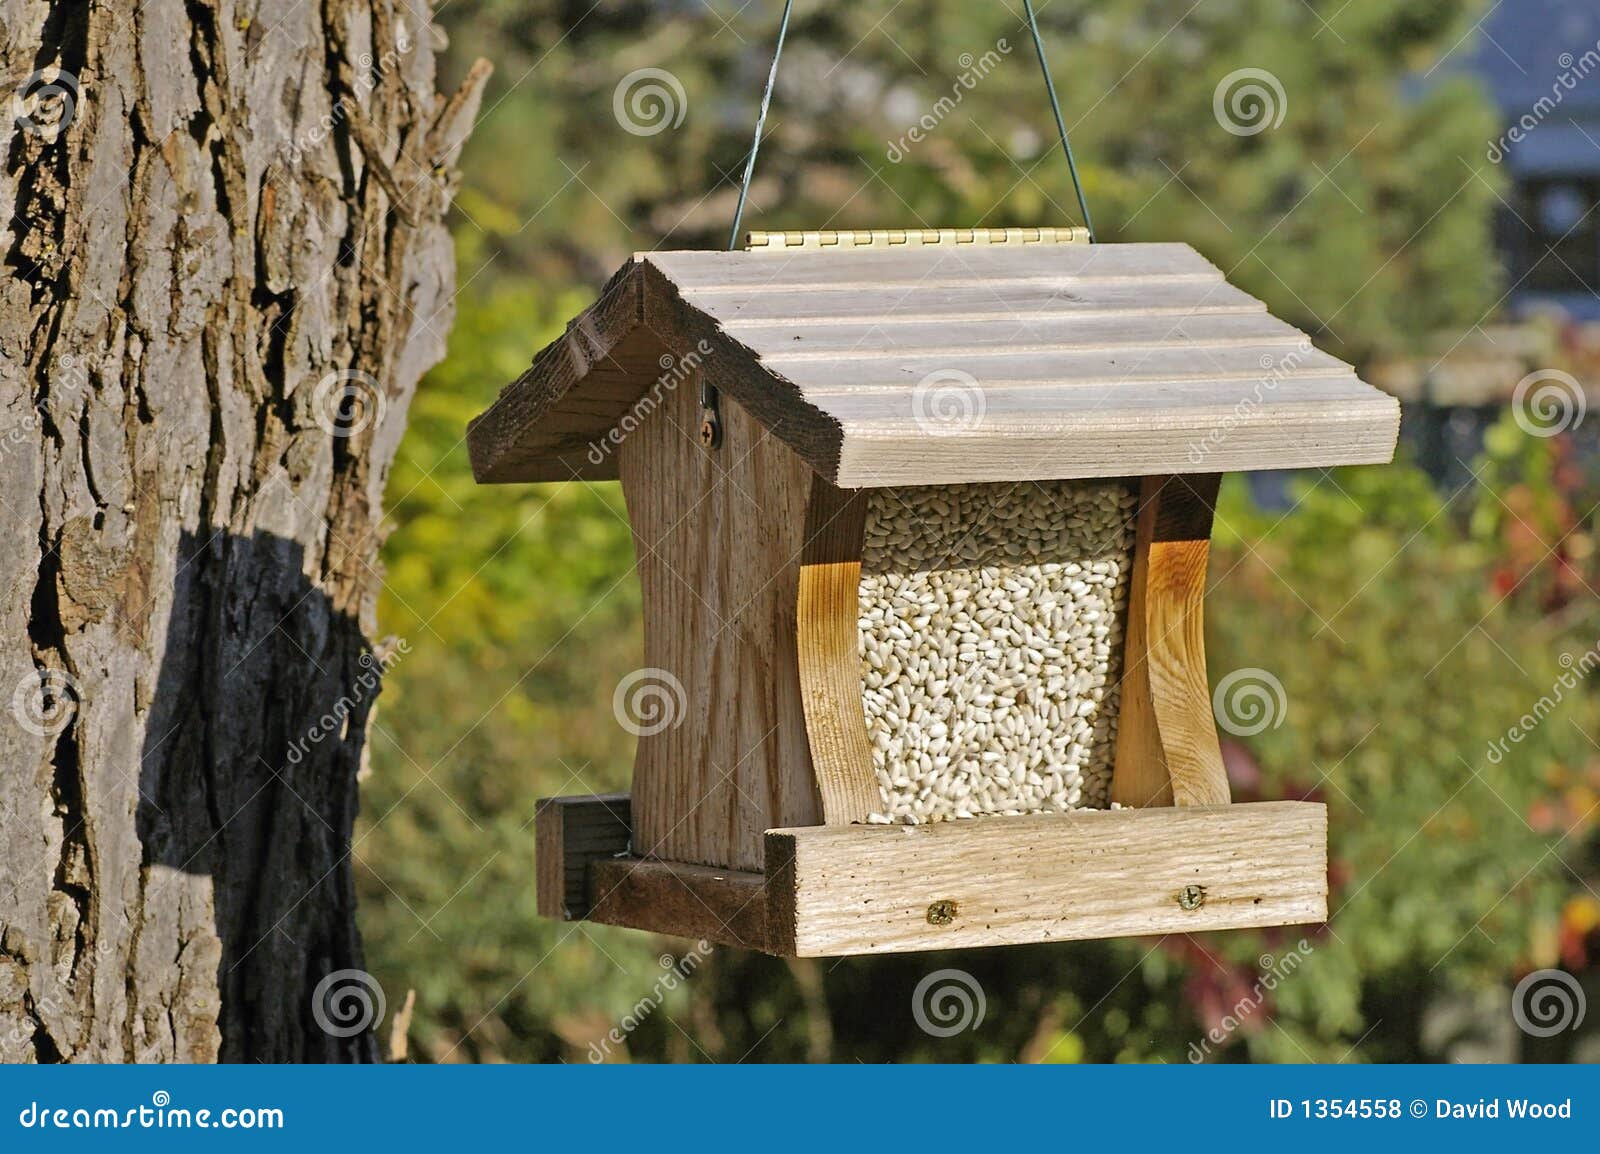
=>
[858,479,1138,823]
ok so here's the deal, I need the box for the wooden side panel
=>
[795,478,879,824]
[617,381,823,872]
[1112,474,1230,808]
[534,794,632,919]
[767,802,1327,957]
[589,858,772,952]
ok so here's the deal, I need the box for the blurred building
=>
[1478,0,1600,319]
[1369,1,1600,496]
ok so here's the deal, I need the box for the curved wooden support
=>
[1111,474,1231,808]
[795,477,881,824]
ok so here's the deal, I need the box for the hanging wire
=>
[727,0,797,251]
[705,0,797,447]
[1021,0,1095,241]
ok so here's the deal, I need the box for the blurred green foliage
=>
[354,0,1600,1062]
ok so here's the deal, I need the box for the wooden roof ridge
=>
[466,243,1401,488]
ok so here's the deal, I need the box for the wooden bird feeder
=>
[467,228,1399,956]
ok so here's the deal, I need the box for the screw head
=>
[1176,884,1206,911]
[698,415,720,448]
[926,899,958,926]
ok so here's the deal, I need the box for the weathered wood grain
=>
[616,381,823,872]
[795,479,879,825]
[534,794,1327,957]
[467,244,1399,487]
[588,857,772,952]
[1112,475,1231,808]
[535,794,632,919]
[766,802,1326,956]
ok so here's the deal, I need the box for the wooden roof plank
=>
[466,243,1400,487]
[647,241,1222,286]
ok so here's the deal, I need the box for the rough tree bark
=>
[0,1,487,1061]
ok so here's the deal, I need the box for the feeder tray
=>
[468,228,1398,956]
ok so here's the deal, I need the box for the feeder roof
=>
[467,242,1399,487]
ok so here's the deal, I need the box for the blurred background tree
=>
[355,0,1600,1062]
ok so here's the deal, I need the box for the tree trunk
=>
[0,1,486,1062]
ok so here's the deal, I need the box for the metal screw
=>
[1176,884,1206,911]
[698,412,721,449]
[926,899,958,926]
